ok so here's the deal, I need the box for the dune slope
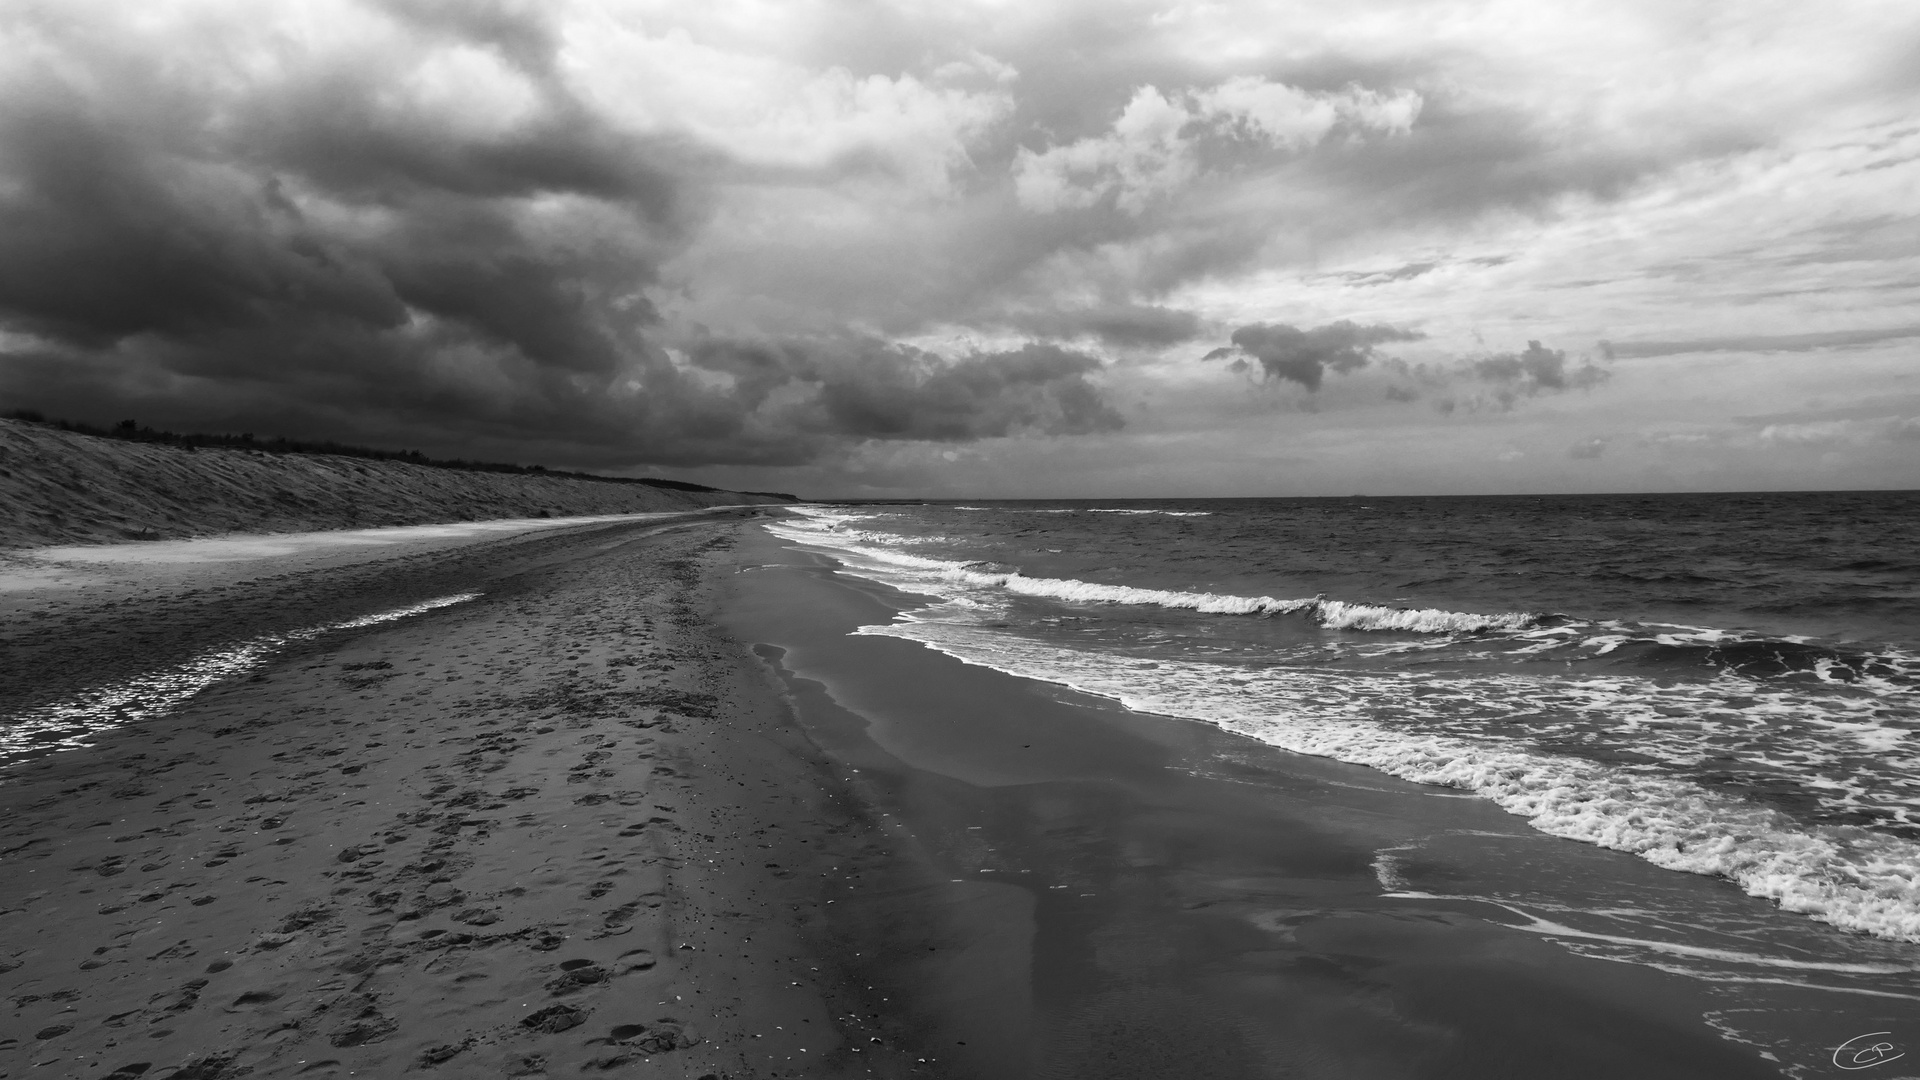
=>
[0,420,790,549]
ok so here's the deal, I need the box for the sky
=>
[0,0,1916,498]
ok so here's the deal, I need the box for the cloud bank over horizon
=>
[0,0,1915,496]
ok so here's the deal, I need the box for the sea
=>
[765,491,1920,951]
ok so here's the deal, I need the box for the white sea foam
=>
[775,505,1920,941]
[0,592,481,766]
[941,506,1208,516]
[855,620,1920,944]
[1315,599,1536,633]
[998,575,1318,615]
[1387,892,1917,974]
[770,515,1539,634]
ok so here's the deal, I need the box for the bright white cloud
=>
[1012,78,1422,214]
[559,13,1011,197]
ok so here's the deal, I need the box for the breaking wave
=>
[857,620,1920,944]
[951,506,1210,516]
[768,517,1538,633]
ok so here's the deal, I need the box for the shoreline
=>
[720,524,1920,1078]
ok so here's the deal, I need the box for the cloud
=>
[0,1,715,459]
[1473,341,1609,393]
[1753,416,1920,447]
[682,336,1123,443]
[1567,436,1609,459]
[0,0,1094,469]
[1012,79,1421,214]
[1600,326,1920,358]
[0,1,1914,495]
[1000,304,1202,348]
[1202,320,1424,390]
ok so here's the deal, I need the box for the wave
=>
[1618,637,1915,688]
[1315,599,1537,633]
[947,506,1210,516]
[773,508,1916,663]
[857,620,1920,944]
[1004,578,1536,632]
[769,521,1539,634]
[1503,621,1920,693]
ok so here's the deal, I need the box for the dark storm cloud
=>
[1202,321,1423,390]
[0,5,1126,470]
[684,336,1123,442]
[0,6,698,460]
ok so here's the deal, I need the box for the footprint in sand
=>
[518,1004,586,1033]
[227,988,281,1012]
[595,1017,701,1057]
[329,1010,399,1047]
[543,959,609,995]
[415,1038,472,1067]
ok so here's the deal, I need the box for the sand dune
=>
[0,420,790,551]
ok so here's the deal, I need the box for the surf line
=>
[0,592,482,768]
[1381,890,1920,992]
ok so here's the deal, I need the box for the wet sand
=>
[717,527,1918,1079]
[0,514,925,1078]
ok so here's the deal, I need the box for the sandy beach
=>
[5,511,1916,1079]
[0,512,926,1078]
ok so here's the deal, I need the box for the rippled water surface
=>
[767,493,1920,944]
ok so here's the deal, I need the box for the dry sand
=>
[0,515,927,1079]
[0,419,787,550]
